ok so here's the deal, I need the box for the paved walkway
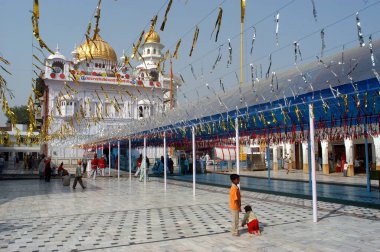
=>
[0,176,379,251]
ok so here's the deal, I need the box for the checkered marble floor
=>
[0,177,379,251]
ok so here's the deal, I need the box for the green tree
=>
[7,105,30,124]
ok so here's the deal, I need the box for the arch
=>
[147,49,150,55]
[52,61,64,73]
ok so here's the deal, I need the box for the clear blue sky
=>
[1,0,379,124]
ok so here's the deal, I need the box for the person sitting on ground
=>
[62,168,69,176]
[57,162,64,176]
[62,168,70,186]
[73,160,86,189]
[241,205,261,236]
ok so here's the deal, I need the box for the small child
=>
[73,160,86,189]
[241,205,260,235]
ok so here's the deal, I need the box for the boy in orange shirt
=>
[230,174,241,236]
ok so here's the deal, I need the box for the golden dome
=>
[144,31,160,43]
[77,34,117,62]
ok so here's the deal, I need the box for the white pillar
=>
[309,104,318,223]
[144,137,147,185]
[272,145,278,171]
[129,138,132,181]
[164,132,167,191]
[192,127,196,196]
[235,118,240,174]
[344,138,354,176]
[108,142,111,176]
[321,140,329,174]
[302,141,309,174]
[117,140,120,179]
[281,141,286,159]
[373,136,380,170]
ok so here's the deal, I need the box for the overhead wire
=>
[178,0,380,100]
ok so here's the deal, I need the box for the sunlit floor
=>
[0,176,379,251]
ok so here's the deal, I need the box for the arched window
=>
[138,106,144,118]
[52,61,64,73]
[147,49,150,54]
[153,48,156,54]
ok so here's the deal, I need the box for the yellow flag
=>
[189,26,200,57]
[160,0,173,31]
[173,39,181,60]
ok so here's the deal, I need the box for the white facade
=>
[42,33,180,158]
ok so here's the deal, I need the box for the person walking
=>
[168,157,174,175]
[229,174,241,236]
[135,154,143,177]
[200,154,206,174]
[82,156,87,174]
[73,160,86,189]
[91,153,98,179]
[98,155,106,176]
[284,154,290,174]
[44,157,52,182]
[38,154,46,179]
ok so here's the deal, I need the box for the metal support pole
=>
[129,138,132,181]
[365,123,370,192]
[117,140,120,179]
[309,104,318,223]
[192,127,196,196]
[144,137,147,185]
[235,118,240,175]
[267,129,271,184]
[164,132,167,191]
[108,142,111,176]
[308,135,312,191]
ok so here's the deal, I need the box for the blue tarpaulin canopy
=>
[81,40,380,146]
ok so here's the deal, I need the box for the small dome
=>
[48,45,66,60]
[77,34,117,62]
[144,31,160,43]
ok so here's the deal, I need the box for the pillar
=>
[302,141,309,174]
[235,118,240,175]
[321,140,329,174]
[117,140,120,179]
[285,142,295,170]
[108,142,111,176]
[192,127,196,196]
[272,145,279,171]
[344,138,354,176]
[309,103,318,223]
[143,137,147,185]
[373,136,380,170]
[163,132,167,191]
[129,138,132,181]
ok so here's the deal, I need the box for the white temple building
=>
[41,31,181,158]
